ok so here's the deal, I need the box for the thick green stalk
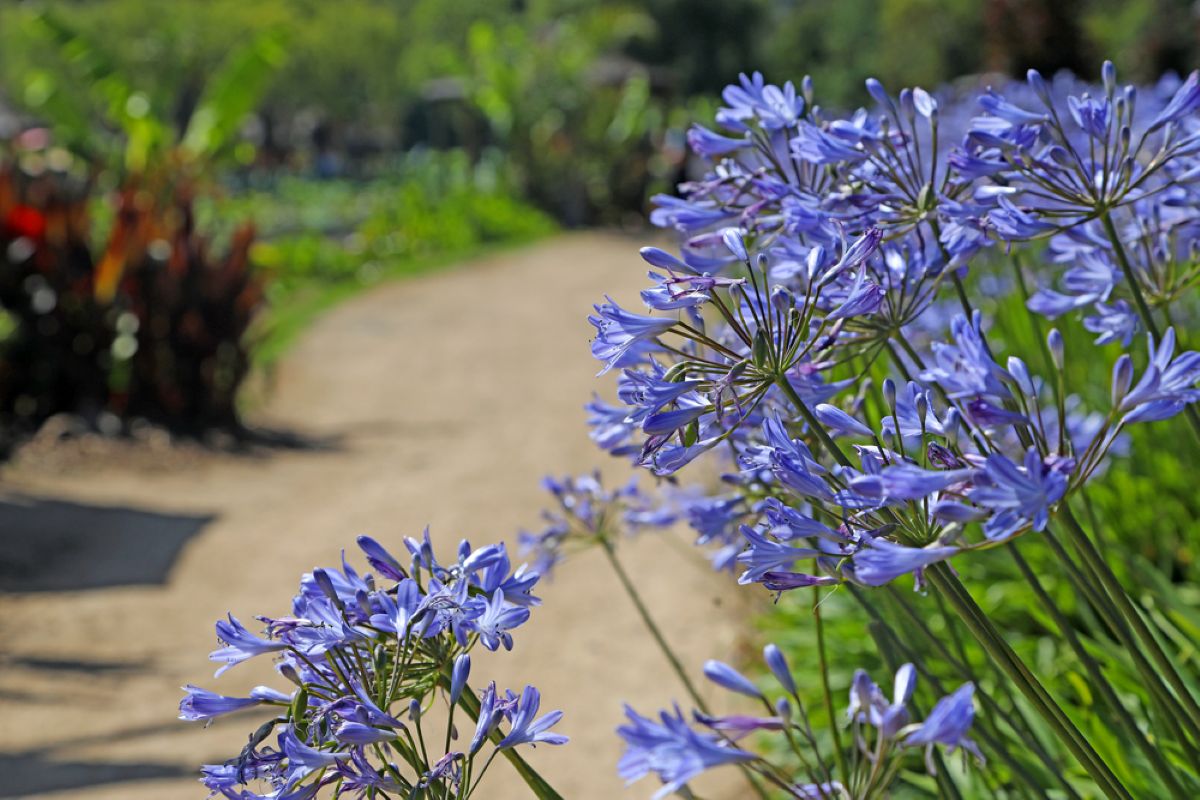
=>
[1041,525,1200,758]
[1009,546,1192,798]
[925,564,1134,800]
[854,587,1062,799]
[1058,508,1200,732]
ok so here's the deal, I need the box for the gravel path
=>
[0,232,752,799]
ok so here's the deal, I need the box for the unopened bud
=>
[1047,329,1065,371]
[1111,354,1133,406]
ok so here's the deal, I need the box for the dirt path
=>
[0,233,753,799]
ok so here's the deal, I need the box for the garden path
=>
[0,232,752,800]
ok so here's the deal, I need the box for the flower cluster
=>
[618,644,978,799]
[586,65,1200,595]
[518,472,675,577]
[182,531,565,799]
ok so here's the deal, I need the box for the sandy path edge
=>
[0,232,755,799]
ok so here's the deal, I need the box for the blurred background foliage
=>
[0,0,1198,445]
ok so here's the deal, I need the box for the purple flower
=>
[1119,328,1200,424]
[617,705,756,799]
[179,685,290,722]
[736,525,820,585]
[904,683,982,766]
[496,685,568,748]
[848,662,917,738]
[851,537,959,587]
[920,314,1011,400]
[850,463,974,503]
[589,297,675,375]
[687,124,748,156]
[969,448,1072,540]
[209,614,286,676]
[1149,70,1200,131]
[471,588,531,651]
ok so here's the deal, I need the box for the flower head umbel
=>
[619,646,978,799]
[183,530,565,799]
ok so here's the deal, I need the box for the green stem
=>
[1009,545,1191,798]
[856,589,1057,799]
[1041,525,1200,759]
[1100,210,1162,340]
[1058,507,1200,733]
[599,537,708,712]
[813,583,850,788]
[925,563,1134,800]
[875,587,1078,800]
[599,537,771,800]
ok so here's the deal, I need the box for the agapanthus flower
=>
[184,530,564,799]
[620,647,978,799]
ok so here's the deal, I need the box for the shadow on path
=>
[0,494,214,592]
[0,752,190,797]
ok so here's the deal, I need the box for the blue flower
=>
[496,685,568,748]
[850,463,974,503]
[969,448,1072,540]
[1119,328,1200,424]
[736,525,820,585]
[848,662,917,738]
[471,588,530,651]
[1149,70,1200,131]
[687,124,748,156]
[903,683,982,765]
[617,705,756,799]
[589,297,676,375]
[179,685,290,722]
[851,537,959,586]
[920,314,1011,400]
[209,614,286,676]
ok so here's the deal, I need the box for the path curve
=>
[0,232,753,799]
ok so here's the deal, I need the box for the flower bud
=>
[1027,69,1050,103]
[722,228,748,262]
[802,75,814,105]
[899,88,916,121]
[1007,356,1034,395]
[882,378,897,413]
[770,285,794,314]
[865,77,890,108]
[1102,60,1116,96]
[752,328,771,369]
[1111,354,1133,406]
[764,644,797,694]
[1047,329,1065,371]
[704,660,762,698]
[450,654,471,705]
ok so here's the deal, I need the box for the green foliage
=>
[207,152,556,365]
